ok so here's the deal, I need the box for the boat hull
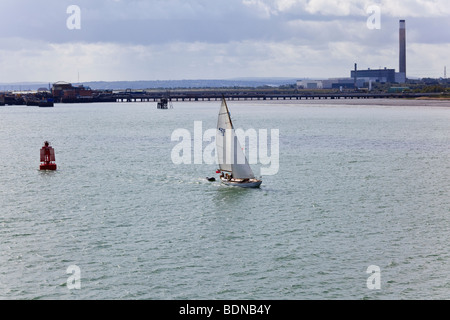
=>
[39,103,54,107]
[220,177,262,188]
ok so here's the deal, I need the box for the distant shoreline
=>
[415,96,450,100]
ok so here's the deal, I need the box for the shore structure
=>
[0,83,447,106]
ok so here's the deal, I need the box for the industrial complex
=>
[297,20,409,90]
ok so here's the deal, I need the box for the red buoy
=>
[40,141,57,170]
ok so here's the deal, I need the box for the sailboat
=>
[216,96,262,188]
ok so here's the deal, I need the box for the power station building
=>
[350,68,396,83]
[297,20,408,90]
[351,20,407,85]
[322,78,364,89]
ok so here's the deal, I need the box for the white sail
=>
[216,98,233,173]
[216,97,255,179]
[231,134,255,179]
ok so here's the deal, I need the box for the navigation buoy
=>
[39,141,57,170]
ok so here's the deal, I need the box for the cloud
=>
[242,0,450,17]
[0,0,448,45]
[3,36,446,83]
[0,0,448,82]
[380,0,450,18]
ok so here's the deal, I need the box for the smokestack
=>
[399,20,406,76]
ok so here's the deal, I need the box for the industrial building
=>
[322,78,364,89]
[350,20,407,85]
[52,81,93,102]
[297,20,408,90]
[297,78,366,90]
[296,80,323,89]
[350,68,396,84]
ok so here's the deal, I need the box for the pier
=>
[110,90,445,103]
[110,90,447,103]
[1,88,447,106]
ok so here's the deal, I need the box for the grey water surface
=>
[1,99,449,299]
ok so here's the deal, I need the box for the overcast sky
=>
[0,0,449,83]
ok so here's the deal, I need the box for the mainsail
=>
[216,97,255,179]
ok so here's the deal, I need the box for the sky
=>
[0,0,449,83]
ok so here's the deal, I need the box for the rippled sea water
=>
[1,99,449,299]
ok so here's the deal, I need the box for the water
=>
[0,99,449,300]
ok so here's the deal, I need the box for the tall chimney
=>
[399,20,406,76]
